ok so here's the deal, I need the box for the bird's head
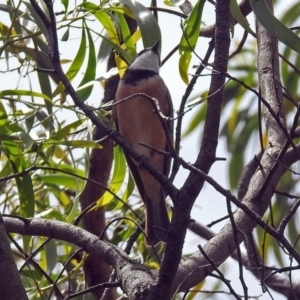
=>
[128,41,161,74]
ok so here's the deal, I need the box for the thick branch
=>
[0,214,28,300]
[170,0,290,293]
[3,217,154,300]
[153,0,231,298]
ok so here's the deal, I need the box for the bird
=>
[113,41,173,246]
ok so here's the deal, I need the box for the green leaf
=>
[182,101,207,138]
[250,0,300,55]
[179,0,205,83]
[0,100,8,126]
[45,239,57,273]
[25,112,36,132]
[80,3,119,44]
[0,4,33,23]
[114,172,135,210]
[98,32,132,64]
[97,145,126,207]
[3,139,22,156]
[61,0,69,12]
[117,12,136,58]
[120,0,161,48]
[66,193,81,223]
[229,151,244,190]
[36,110,54,132]
[19,132,34,152]
[179,52,192,85]
[76,26,96,101]
[164,0,185,7]
[0,160,12,178]
[52,25,87,98]
[43,139,102,149]
[61,27,70,41]
[230,0,255,36]
[52,119,86,141]
[38,174,84,191]
[0,89,52,102]
[20,173,35,218]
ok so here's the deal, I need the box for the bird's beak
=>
[151,40,160,54]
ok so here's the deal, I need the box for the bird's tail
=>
[145,192,170,246]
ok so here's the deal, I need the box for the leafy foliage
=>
[1,0,300,299]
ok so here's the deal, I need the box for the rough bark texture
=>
[152,0,231,298]
[0,214,28,300]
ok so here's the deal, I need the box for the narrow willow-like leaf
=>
[43,140,103,149]
[45,239,57,273]
[179,0,205,84]
[52,25,86,98]
[0,100,8,126]
[0,89,52,102]
[97,145,126,207]
[52,119,86,141]
[230,0,255,36]
[38,174,84,191]
[76,25,96,101]
[250,0,300,54]
[20,173,35,217]
[120,0,161,48]
[117,12,136,58]
[80,2,119,44]
[114,172,135,210]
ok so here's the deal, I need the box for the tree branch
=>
[3,217,155,300]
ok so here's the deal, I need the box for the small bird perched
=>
[113,41,173,246]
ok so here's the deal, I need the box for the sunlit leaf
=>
[164,0,185,7]
[0,160,12,178]
[179,0,205,83]
[117,12,136,58]
[179,51,192,85]
[43,139,102,149]
[97,145,126,207]
[80,2,119,44]
[185,280,205,300]
[0,100,8,126]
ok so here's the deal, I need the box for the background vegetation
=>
[1,0,300,299]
